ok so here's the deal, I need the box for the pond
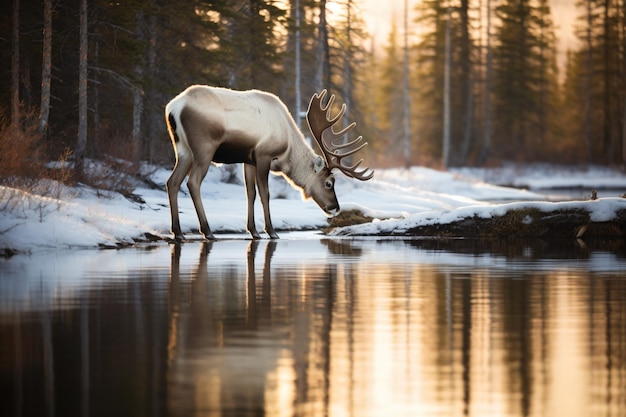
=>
[1,234,625,417]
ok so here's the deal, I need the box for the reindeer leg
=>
[166,151,192,241]
[244,164,261,239]
[187,156,215,240]
[255,159,279,239]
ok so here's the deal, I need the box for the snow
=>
[1,163,625,252]
[452,163,626,191]
[331,198,626,236]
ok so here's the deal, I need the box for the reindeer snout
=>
[325,204,340,217]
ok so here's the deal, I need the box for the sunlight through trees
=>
[1,0,624,176]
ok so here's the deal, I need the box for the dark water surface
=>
[1,235,626,417]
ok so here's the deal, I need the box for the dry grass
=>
[325,209,375,230]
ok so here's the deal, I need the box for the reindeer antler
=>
[306,90,374,181]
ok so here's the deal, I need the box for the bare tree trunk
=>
[315,0,330,91]
[479,0,493,165]
[323,1,330,89]
[343,0,352,116]
[461,88,474,164]
[403,0,411,167]
[442,1,452,168]
[459,0,473,165]
[602,0,612,162]
[76,0,88,176]
[342,0,355,165]
[622,0,626,166]
[537,0,547,147]
[92,8,100,156]
[11,0,20,132]
[145,1,158,163]
[584,0,593,164]
[132,9,145,161]
[39,0,52,138]
[294,0,302,131]
[623,93,626,166]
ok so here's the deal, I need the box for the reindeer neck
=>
[282,135,317,191]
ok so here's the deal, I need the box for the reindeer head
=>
[305,90,374,216]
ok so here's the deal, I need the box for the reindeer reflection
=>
[165,239,383,416]
[166,241,280,414]
[246,240,276,327]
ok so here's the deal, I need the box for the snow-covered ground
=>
[453,163,626,194]
[1,163,625,253]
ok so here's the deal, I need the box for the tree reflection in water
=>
[0,238,625,417]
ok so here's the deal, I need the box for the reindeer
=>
[165,85,373,240]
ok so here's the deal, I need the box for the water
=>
[1,234,625,417]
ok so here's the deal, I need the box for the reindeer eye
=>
[325,180,333,189]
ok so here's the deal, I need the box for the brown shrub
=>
[0,110,73,208]
[0,112,44,184]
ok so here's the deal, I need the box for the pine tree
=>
[221,0,287,92]
[458,0,474,165]
[11,0,20,132]
[315,0,331,91]
[492,0,559,160]
[570,0,625,164]
[479,0,494,164]
[377,21,405,162]
[413,0,447,159]
[76,0,88,176]
[38,0,52,138]
[560,49,588,161]
[328,0,368,127]
[283,0,318,128]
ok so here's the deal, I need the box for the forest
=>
[1,0,625,187]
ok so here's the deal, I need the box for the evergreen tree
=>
[10,0,20,132]
[478,0,495,164]
[328,0,369,140]
[376,21,405,163]
[220,0,287,92]
[492,0,558,160]
[535,0,560,152]
[567,0,625,164]
[39,0,52,138]
[413,0,447,159]
[76,0,88,176]
[560,49,588,162]
[283,0,319,124]
[457,0,474,165]
[413,0,479,165]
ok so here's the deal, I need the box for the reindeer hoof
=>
[268,232,279,239]
[248,228,262,240]
[200,225,215,240]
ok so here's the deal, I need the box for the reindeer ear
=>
[314,155,325,173]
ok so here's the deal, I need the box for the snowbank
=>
[1,164,625,253]
[453,163,626,191]
[329,198,626,237]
